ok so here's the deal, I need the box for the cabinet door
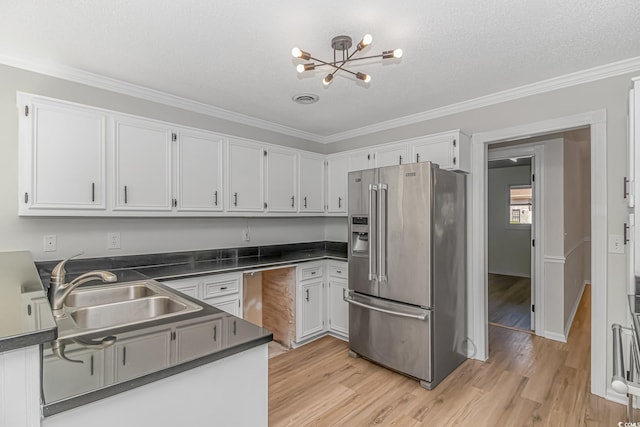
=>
[205,294,241,317]
[299,153,325,212]
[114,330,171,382]
[21,98,106,211]
[43,348,104,402]
[265,147,297,212]
[226,316,262,346]
[113,117,173,210]
[176,130,224,211]
[328,279,349,337]
[227,139,264,211]
[327,156,348,213]
[412,134,454,169]
[373,144,409,168]
[176,319,223,363]
[297,280,325,340]
[348,151,372,172]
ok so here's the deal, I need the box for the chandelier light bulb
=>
[393,48,403,58]
[296,64,305,73]
[292,47,302,58]
[322,74,333,86]
[362,34,373,46]
[356,72,371,83]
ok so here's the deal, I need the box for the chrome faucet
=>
[49,254,117,316]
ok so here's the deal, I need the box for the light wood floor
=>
[269,286,627,426]
[488,273,531,331]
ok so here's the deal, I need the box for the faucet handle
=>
[50,252,84,285]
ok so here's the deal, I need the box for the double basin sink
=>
[56,280,203,340]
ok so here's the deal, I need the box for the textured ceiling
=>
[0,0,639,140]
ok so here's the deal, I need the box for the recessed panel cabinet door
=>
[348,151,371,172]
[298,280,324,340]
[227,139,264,212]
[113,117,173,210]
[42,348,104,402]
[24,99,106,211]
[328,279,349,337]
[373,144,409,168]
[176,130,224,211]
[265,147,297,212]
[114,330,171,382]
[299,153,324,212]
[327,156,347,213]
[176,319,223,363]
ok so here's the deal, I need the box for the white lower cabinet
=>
[163,272,243,317]
[43,347,104,402]
[296,262,326,342]
[114,329,171,382]
[327,262,349,339]
[205,294,241,317]
[175,319,223,363]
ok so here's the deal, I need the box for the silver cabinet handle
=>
[214,190,218,206]
[122,346,127,366]
[124,186,128,204]
[306,288,310,302]
[416,153,420,162]
[27,304,32,316]
[233,320,237,335]
[234,192,238,207]
[336,270,342,274]
[220,286,228,290]
[378,183,388,283]
[338,197,342,208]
[399,155,402,165]
[91,182,95,202]
[304,196,307,208]
[90,355,94,376]
[344,296,428,320]
[291,195,295,208]
[368,184,378,281]
[213,325,217,341]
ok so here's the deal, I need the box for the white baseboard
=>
[544,331,567,343]
[564,281,588,338]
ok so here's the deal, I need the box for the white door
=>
[175,319,223,363]
[412,134,455,168]
[348,151,372,172]
[227,139,264,212]
[24,99,106,211]
[327,156,348,213]
[113,117,173,210]
[328,279,349,337]
[114,330,171,382]
[298,280,324,339]
[299,153,325,212]
[176,130,224,211]
[373,145,409,168]
[265,147,297,212]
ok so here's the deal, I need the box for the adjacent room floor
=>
[269,286,627,426]
[488,273,531,331]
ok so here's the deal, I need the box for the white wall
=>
[487,164,532,277]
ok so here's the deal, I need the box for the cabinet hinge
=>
[172,198,178,207]
[264,202,268,209]
[172,132,177,142]
[453,138,457,147]
[264,149,267,156]
[532,304,535,313]
[24,105,29,117]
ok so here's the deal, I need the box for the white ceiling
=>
[1,0,639,142]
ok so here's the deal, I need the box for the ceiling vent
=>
[292,93,319,104]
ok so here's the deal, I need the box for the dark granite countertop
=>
[0,251,57,352]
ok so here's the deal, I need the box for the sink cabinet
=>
[176,319,223,363]
[43,347,105,402]
[114,329,172,382]
[163,272,243,317]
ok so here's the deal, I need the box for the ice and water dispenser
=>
[350,216,369,256]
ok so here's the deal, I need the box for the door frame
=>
[487,147,541,334]
[469,109,607,398]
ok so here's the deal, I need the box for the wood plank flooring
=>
[488,273,531,331]
[269,286,627,426]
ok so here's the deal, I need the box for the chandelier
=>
[291,34,403,86]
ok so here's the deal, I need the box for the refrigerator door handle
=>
[344,295,428,321]
[368,184,378,281]
[378,183,388,283]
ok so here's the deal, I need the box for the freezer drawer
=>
[346,292,431,382]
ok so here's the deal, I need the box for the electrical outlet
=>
[108,232,121,249]
[43,235,57,252]
[608,234,624,254]
[242,228,250,242]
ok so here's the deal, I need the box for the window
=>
[509,185,532,225]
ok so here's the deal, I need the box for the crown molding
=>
[0,54,325,143]
[2,53,639,145]
[321,56,640,144]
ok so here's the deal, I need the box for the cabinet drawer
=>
[329,264,348,279]
[202,278,239,298]
[299,264,324,281]
[162,278,200,299]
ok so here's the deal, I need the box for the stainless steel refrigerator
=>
[345,161,466,390]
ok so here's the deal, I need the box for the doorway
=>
[487,155,534,333]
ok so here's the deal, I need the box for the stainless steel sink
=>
[55,280,203,339]
[65,283,157,307]
[70,296,187,329]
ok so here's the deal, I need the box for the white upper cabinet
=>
[227,139,264,212]
[176,129,224,212]
[373,144,409,168]
[299,153,325,213]
[628,84,636,209]
[265,147,298,212]
[347,150,372,172]
[18,94,107,214]
[326,155,348,214]
[410,130,470,172]
[113,116,173,211]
